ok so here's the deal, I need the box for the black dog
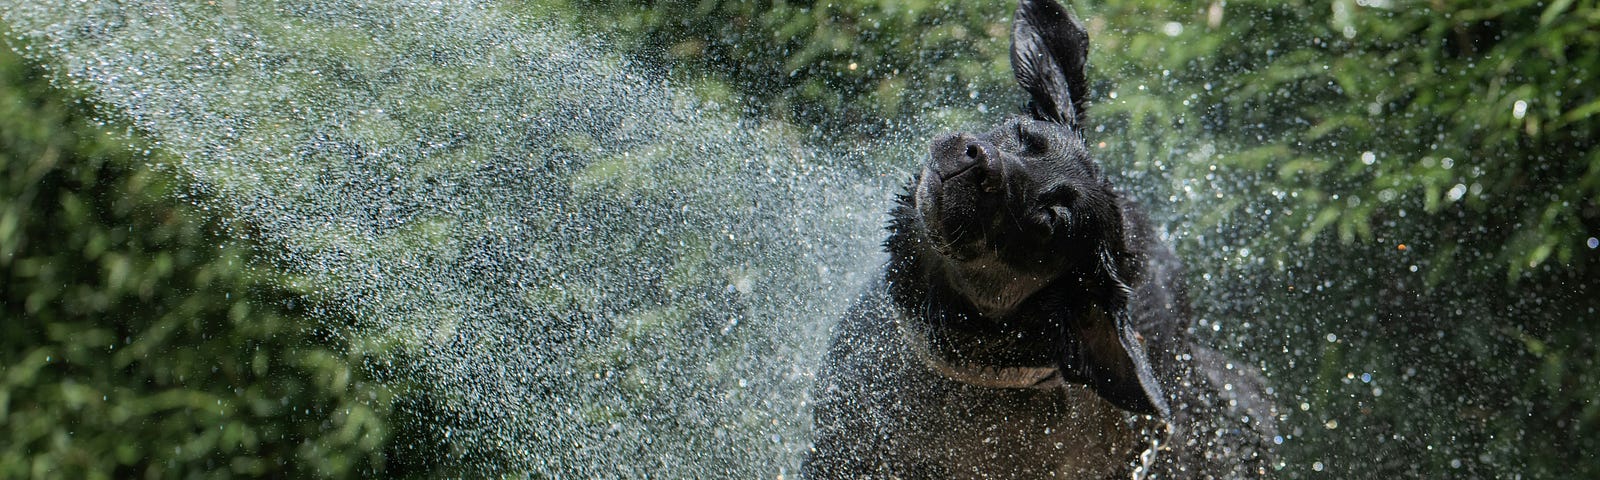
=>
[804,0,1275,477]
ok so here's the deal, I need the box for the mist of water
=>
[1,0,934,475]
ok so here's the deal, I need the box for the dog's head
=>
[901,0,1168,416]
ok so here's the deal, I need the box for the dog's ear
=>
[1011,0,1090,127]
[1059,247,1170,417]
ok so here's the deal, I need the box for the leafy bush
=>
[0,42,406,479]
[556,0,1016,136]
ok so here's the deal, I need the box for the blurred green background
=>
[3,0,1596,477]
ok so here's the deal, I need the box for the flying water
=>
[3,1,917,475]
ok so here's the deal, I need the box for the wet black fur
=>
[804,0,1276,477]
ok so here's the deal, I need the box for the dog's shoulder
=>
[813,280,919,393]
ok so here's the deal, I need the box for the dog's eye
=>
[1017,122,1049,153]
[1046,187,1077,207]
[1048,205,1072,225]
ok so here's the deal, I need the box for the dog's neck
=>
[938,251,1054,319]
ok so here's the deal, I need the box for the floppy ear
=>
[1058,247,1170,417]
[1011,0,1091,127]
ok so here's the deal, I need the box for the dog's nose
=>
[931,134,996,181]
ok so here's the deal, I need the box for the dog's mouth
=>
[916,173,986,259]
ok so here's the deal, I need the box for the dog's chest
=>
[809,285,1152,478]
[887,355,1146,478]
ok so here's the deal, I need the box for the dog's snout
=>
[932,134,998,181]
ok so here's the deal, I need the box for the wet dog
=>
[804,0,1275,477]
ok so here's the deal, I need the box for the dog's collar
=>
[895,309,1065,389]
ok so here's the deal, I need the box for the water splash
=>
[3,0,911,475]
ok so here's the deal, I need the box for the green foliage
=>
[1096,0,1599,277]
[1080,3,1600,474]
[555,0,1016,135]
[0,43,407,478]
